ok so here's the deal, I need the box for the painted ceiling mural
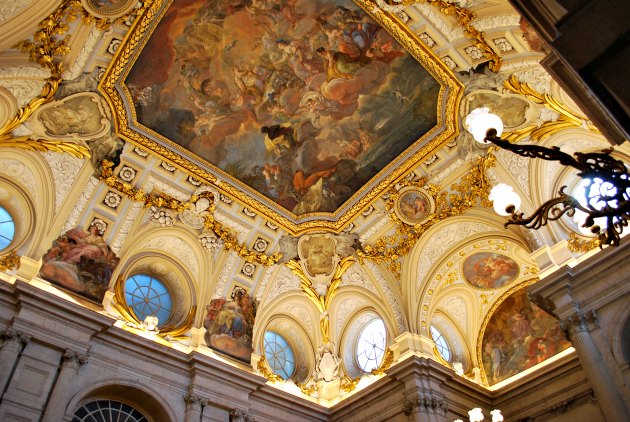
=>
[4,0,617,409]
[119,0,452,227]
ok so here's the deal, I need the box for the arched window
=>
[73,400,147,422]
[124,274,172,326]
[356,318,386,372]
[264,331,295,379]
[0,206,15,251]
[431,325,451,362]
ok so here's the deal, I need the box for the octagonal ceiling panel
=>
[101,0,462,234]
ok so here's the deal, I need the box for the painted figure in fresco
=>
[204,288,257,363]
[481,289,571,385]
[463,252,519,289]
[39,226,119,302]
[126,0,441,215]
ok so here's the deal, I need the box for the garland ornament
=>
[99,159,282,265]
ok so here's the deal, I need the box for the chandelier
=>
[465,108,630,247]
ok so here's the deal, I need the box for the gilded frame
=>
[99,0,463,235]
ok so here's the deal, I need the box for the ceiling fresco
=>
[102,0,462,234]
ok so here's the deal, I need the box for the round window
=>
[356,319,386,372]
[263,331,295,380]
[0,206,15,251]
[124,274,172,326]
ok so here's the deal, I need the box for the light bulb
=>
[489,184,521,216]
[465,107,504,143]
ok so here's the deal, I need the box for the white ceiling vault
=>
[0,0,628,406]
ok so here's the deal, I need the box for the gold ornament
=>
[371,347,394,375]
[340,375,361,393]
[358,154,495,278]
[112,275,196,339]
[99,160,282,266]
[0,251,21,272]
[502,75,600,143]
[567,232,601,253]
[257,356,283,383]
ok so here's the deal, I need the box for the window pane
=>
[356,319,386,372]
[430,325,451,362]
[264,331,295,380]
[124,275,172,327]
[73,400,146,422]
[0,206,15,250]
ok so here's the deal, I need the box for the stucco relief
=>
[140,235,199,278]
[41,151,84,213]
[492,148,531,195]
[62,177,100,234]
[0,0,34,24]
[334,295,368,340]
[513,66,552,94]
[416,221,495,291]
[364,261,406,332]
[0,158,37,200]
[63,27,103,80]
[110,202,144,254]
[263,266,301,306]
[0,86,17,128]
[213,253,237,297]
[437,296,467,330]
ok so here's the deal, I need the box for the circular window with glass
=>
[572,177,621,236]
[430,325,451,362]
[356,318,386,372]
[124,274,172,327]
[73,400,147,422]
[0,206,15,251]
[263,331,295,380]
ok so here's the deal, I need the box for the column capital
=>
[184,391,204,406]
[230,408,254,422]
[403,392,448,417]
[2,327,31,347]
[559,306,597,340]
[62,349,89,367]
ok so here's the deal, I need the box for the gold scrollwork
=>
[340,375,361,393]
[99,160,282,266]
[502,75,600,143]
[371,347,394,375]
[257,356,283,383]
[0,250,21,272]
[376,0,501,71]
[112,275,196,339]
[358,154,495,278]
[567,232,601,253]
[285,256,356,342]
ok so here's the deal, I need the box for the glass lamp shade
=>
[489,183,521,216]
[468,408,485,422]
[465,107,504,143]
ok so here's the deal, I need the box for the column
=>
[561,311,630,422]
[184,391,203,422]
[42,349,88,422]
[0,328,30,396]
[403,391,448,422]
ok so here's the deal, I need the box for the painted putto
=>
[39,226,120,302]
[126,0,440,215]
[204,288,257,363]
[463,252,519,289]
[481,289,571,385]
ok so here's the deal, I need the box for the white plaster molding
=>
[264,265,301,306]
[215,209,250,243]
[144,175,189,202]
[472,15,521,32]
[0,0,33,24]
[62,176,99,233]
[0,158,38,199]
[110,201,144,254]
[416,221,494,291]
[256,265,276,302]
[358,212,389,243]
[493,148,531,195]
[436,295,467,329]
[512,66,552,94]
[212,252,237,296]
[140,235,199,278]
[41,151,85,213]
[0,78,45,108]
[429,157,464,186]
[63,26,103,80]
[412,4,463,42]
[364,261,406,332]
[0,85,17,127]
